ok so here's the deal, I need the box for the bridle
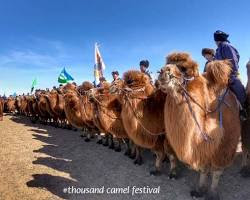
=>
[165,69,231,142]
[111,83,165,136]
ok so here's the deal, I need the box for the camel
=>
[109,70,177,176]
[37,90,51,124]
[5,97,16,113]
[15,96,22,114]
[63,82,99,141]
[0,97,4,121]
[88,81,130,152]
[241,60,250,177]
[157,52,241,200]
[44,89,67,128]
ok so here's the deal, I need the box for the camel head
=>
[157,52,199,96]
[122,70,154,97]
[78,81,94,95]
[109,79,124,95]
[62,83,77,94]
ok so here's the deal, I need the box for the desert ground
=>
[0,114,249,200]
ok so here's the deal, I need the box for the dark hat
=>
[214,30,229,42]
[139,60,149,68]
[201,48,215,56]
[112,71,119,75]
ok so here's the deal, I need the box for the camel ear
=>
[206,60,232,87]
[166,52,190,64]
[182,60,199,77]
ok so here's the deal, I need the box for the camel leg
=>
[124,139,132,156]
[84,132,91,142]
[168,154,178,179]
[150,151,165,176]
[109,134,115,149]
[134,147,143,165]
[204,170,222,200]
[115,138,122,152]
[80,128,87,138]
[240,149,250,177]
[190,169,209,198]
[103,134,109,146]
[129,141,137,159]
[96,133,103,144]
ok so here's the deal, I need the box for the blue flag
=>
[58,67,74,83]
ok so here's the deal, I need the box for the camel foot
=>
[97,140,102,144]
[109,143,115,149]
[168,170,178,180]
[80,134,86,138]
[150,170,162,176]
[90,135,95,139]
[240,166,250,178]
[205,191,220,200]
[124,149,131,156]
[103,141,109,146]
[129,153,136,160]
[190,187,207,198]
[134,157,143,165]
[115,147,121,152]
[84,138,90,142]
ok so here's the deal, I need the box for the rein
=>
[172,75,231,142]
[112,83,165,136]
[124,93,165,136]
[90,92,121,120]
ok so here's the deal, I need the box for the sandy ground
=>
[0,114,250,200]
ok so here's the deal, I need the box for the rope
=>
[125,94,165,136]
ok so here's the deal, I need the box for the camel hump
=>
[166,52,199,77]
[123,70,149,86]
[206,60,232,87]
[166,52,191,65]
[79,81,94,91]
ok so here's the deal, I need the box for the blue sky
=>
[0,0,250,96]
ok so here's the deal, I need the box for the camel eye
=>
[126,79,133,85]
[180,67,187,73]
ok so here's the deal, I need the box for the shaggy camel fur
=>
[6,97,16,113]
[0,97,4,121]
[158,52,241,200]
[44,89,66,128]
[241,60,250,177]
[110,70,177,175]
[63,82,99,141]
[15,96,22,114]
[89,81,129,151]
[37,91,51,124]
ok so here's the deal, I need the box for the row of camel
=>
[1,52,250,200]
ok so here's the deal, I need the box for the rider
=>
[201,48,215,72]
[111,71,121,83]
[97,77,107,88]
[139,60,152,82]
[213,30,247,120]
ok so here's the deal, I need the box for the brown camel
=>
[6,97,16,113]
[157,52,241,200]
[37,91,51,124]
[110,70,177,176]
[0,97,4,121]
[241,60,250,177]
[63,82,99,141]
[88,81,130,152]
[44,89,66,128]
[15,96,22,114]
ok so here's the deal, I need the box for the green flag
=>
[31,78,37,93]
